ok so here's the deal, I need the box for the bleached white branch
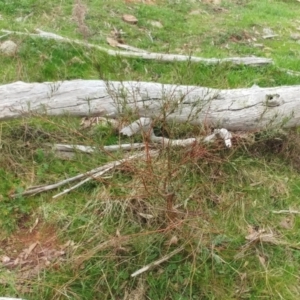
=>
[203,128,233,148]
[151,135,197,147]
[120,118,153,136]
[52,165,115,199]
[115,43,149,53]
[15,120,232,199]
[52,143,146,153]
[0,29,272,66]
[120,118,232,148]
[14,164,112,197]
[272,209,300,214]
[0,298,25,300]
[14,150,158,198]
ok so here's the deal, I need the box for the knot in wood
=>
[264,93,283,107]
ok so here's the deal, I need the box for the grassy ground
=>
[1,0,300,299]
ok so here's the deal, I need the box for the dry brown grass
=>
[72,0,90,39]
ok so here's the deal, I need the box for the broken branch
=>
[1,29,273,66]
[14,150,159,198]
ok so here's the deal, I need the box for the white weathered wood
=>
[0,298,25,300]
[120,118,232,147]
[52,143,146,153]
[272,210,300,214]
[13,150,159,198]
[1,29,272,66]
[1,80,300,131]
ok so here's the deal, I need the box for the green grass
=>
[1,0,300,299]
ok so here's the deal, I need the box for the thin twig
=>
[0,33,10,39]
[272,210,300,214]
[52,163,116,198]
[131,245,185,277]
[14,150,158,198]
[14,164,110,197]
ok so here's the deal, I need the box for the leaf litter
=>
[235,225,300,260]
[0,225,75,292]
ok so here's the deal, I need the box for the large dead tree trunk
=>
[1,80,299,131]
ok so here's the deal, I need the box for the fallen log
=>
[1,80,299,131]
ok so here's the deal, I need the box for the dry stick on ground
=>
[15,164,113,197]
[272,210,300,214]
[49,128,231,196]
[0,298,25,300]
[52,164,118,199]
[73,134,231,153]
[119,117,232,147]
[114,42,149,53]
[52,139,198,155]
[14,150,158,198]
[52,143,147,153]
[16,125,231,199]
[1,29,272,66]
[131,245,186,277]
[52,150,156,198]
